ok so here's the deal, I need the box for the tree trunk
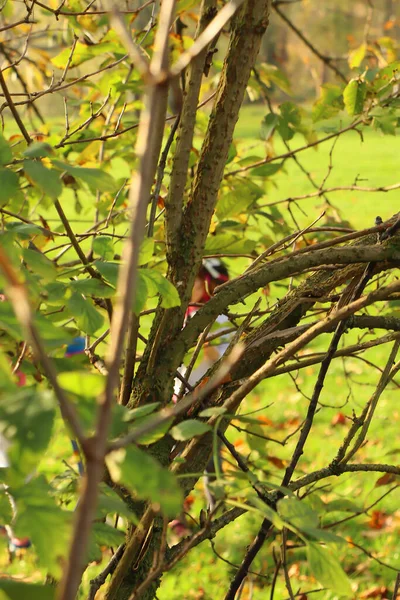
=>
[105,1,272,598]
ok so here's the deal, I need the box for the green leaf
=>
[45,281,67,303]
[141,270,180,309]
[250,162,282,178]
[325,498,362,513]
[129,415,173,445]
[128,402,161,420]
[106,446,183,518]
[0,581,55,600]
[245,423,266,454]
[0,169,19,206]
[52,160,116,193]
[91,521,124,553]
[23,248,57,281]
[171,420,211,441]
[93,261,149,313]
[373,60,400,93]
[312,84,344,122]
[307,541,353,597]
[96,483,138,521]
[138,237,155,266]
[92,236,115,260]
[258,63,292,95]
[5,222,42,238]
[0,389,55,481]
[0,136,12,165]
[134,270,149,314]
[12,477,72,576]
[58,371,104,398]
[199,407,227,418]
[280,101,301,126]
[303,527,346,545]
[70,277,115,298]
[260,113,279,141]
[23,142,54,158]
[93,260,119,286]
[0,488,13,523]
[343,79,366,115]
[66,292,104,335]
[0,300,71,349]
[52,41,122,69]
[374,112,398,135]
[277,497,318,531]
[348,43,366,69]
[250,497,285,530]
[23,160,62,198]
[204,233,256,255]
[176,0,198,13]
[216,192,253,221]
[58,371,103,430]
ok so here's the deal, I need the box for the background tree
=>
[1,1,400,600]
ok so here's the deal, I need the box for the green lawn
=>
[234,103,399,229]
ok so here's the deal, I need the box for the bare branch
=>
[273,3,348,83]
[57,2,177,599]
[170,0,246,77]
[226,119,363,178]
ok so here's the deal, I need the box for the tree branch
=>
[57,1,177,598]
[273,3,348,83]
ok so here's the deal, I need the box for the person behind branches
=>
[173,258,231,401]
[173,258,231,516]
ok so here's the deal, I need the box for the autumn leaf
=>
[375,472,397,487]
[368,510,388,530]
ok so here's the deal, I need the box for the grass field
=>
[234,103,399,230]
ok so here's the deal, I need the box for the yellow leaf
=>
[348,43,366,69]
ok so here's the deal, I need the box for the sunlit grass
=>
[234,103,400,229]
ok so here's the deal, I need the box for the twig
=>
[128,521,212,600]
[324,485,399,531]
[110,10,150,79]
[290,462,400,492]
[87,545,125,600]
[31,0,155,17]
[340,340,400,464]
[53,199,113,321]
[261,182,400,208]
[57,1,177,598]
[218,431,271,504]
[281,263,375,487]
[12,341,27,374]
[148,115,180,238]
[273,3,348,83]
[109,344,244,452]
[270,549,281,600]
[226,119,363,177]
[170,0,246,77]
[392,573,400,600]
[0,67,31,143]
[282,528,295,600]
[176,321,214,400]
[217,276,400,422]
[119,313,139,406]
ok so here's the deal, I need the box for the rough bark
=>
[133,0,272,408]
[108,2,272,599]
